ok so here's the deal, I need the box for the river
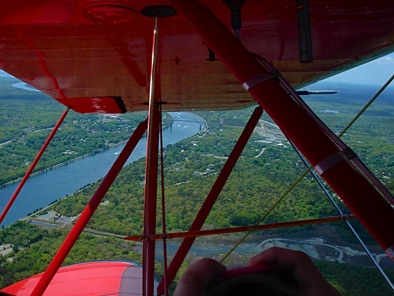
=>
[0,112,205,226]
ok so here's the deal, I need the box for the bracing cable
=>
[290,138,394,291]
[220,75,394,270]
[159,103,169,296]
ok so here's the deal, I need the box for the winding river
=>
[0,112,205,226]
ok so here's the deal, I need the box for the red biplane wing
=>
[1,261,144,295]
[0,1,393,296]
[0,0,393,113]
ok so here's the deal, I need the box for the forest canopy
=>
[0,78,393,295]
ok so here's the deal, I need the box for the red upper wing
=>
[0,0,393,113]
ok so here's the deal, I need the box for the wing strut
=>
[29,119,148,296]
[143,17,162,296]
[0,108,69,225]
[171,0,394,258]
[157,106,263,295]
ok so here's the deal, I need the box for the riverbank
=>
[0,112,206,226]
[0,113,185,188]
[0,140,129,188]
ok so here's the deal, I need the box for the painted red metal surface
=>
[29,119,148,296]
[56,97,127,114]
[142,104,160,296]
[0,1,393,113]
[142,17,161,296]
[0,109,69,225]
[171,0,394,256]
[1,261,143,295]
[0,1,394,295]
[126,214,355,241]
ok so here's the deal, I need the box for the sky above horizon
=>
[1,52,393,87]
[324,53,394,86]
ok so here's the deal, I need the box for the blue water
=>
[1,81,393,227]
[0,112,205,226]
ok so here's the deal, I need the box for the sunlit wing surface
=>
[0,0,393,113]
[1,261,143,295]
[1,1,394,296]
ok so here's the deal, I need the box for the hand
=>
[249,247,340,296]
[174,258,226,296]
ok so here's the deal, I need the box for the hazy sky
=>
[325,53,394,85]
[1,52,393,86]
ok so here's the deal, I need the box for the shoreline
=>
[0,115,178,188]
[0,141,128,188]
[0,112,206,226]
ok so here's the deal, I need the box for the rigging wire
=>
[219,168,309,263]
[0,108,70,225]
[220,74,394,276]
[289,138,394,291]
[256,55,394,205]
[338,74,394,138]
[159,103,169,296]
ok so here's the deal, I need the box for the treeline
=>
[50,106,393,237]
[315,259,394,296]
[49,126,339,234]
[0,79,152,185]
[1,222,394,295]
[0,90,393,294]
[0,221,141,288]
